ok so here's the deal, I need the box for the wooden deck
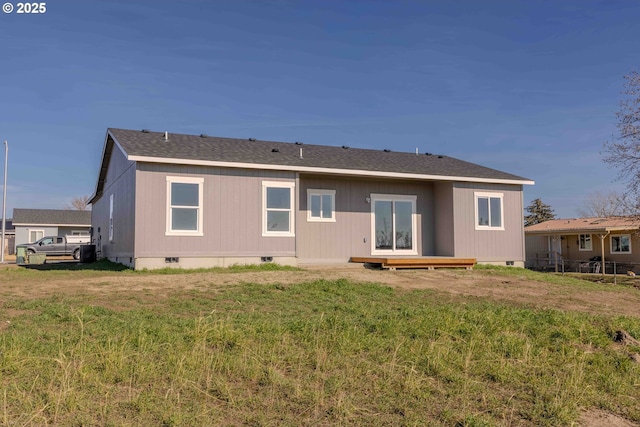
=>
[350,257,476,270]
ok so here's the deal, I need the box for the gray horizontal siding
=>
[91,146,136,260]
[297,175,434,261]
[452,183,525,262]
[434,182,454,256]
[134,164,296,258]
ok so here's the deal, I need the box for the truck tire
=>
[73,249,80,260]
[27,249,35,255]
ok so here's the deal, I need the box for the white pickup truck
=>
[17,235,91,260]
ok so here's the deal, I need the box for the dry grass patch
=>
[1,274,639,426]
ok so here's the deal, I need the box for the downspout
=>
[295,172,299,263]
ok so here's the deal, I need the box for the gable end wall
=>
[91,145,136,264]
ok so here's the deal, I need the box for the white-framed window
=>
[109,194,114,242]
[370,194,417,255]
[475,192,504,230]
[262,181,295,237]
[579,234,592,251]
[28,229,44,243]
[611,235,631,254]
[307,189,336,222]
[166,176,204,236]
[71,230,90,236]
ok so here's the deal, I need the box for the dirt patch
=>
[579,409,638,427]
[1,265,640,317]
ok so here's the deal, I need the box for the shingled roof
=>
[12,209,91,226]
[525,217,640,234]
[0,219,13,232]
[92,128,534,202]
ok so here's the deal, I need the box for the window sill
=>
[372,249,418,256]
[165,231,204,237]
[475,226,505,231]
[262,232,295,237]
[307,218,336,223]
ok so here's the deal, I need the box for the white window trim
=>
[370,193,418,256]
[262,181,295,237]
[578,234,592,251]
[27,229,44,243]
[109,194,114,242]
[474,192,505,231]
[610,234,632,254]
[71,230,90,236]
[165,176,204,237]
[307,189,336,222]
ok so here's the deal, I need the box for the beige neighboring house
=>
[525,217,640,273]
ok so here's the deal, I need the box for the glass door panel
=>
[374,201,393,250]
[395,201,413,250]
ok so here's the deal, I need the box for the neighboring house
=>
[525,217,640,273]
[89,128,534,270]
[13,209,91,251]
[1,218,15,256]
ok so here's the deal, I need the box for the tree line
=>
[526,71,640,225]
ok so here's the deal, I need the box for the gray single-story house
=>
[13,208,91,251]
[89,128,534,270]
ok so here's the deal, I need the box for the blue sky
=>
[0,0,638,218]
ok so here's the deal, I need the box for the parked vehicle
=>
[16,235,91,260]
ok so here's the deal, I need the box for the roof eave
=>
[12,223,91,227]
[89,130,130,204]
[526,225,640,235]
[127,154,535,186]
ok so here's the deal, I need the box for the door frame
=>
[370,193,418,256]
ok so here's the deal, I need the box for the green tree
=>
[603,71,640,213]
[524,198,556,226]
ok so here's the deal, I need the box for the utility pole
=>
[1,140,7,263]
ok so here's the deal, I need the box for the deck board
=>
[350,257,476,270]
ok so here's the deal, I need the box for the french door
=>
[371,194,417,255]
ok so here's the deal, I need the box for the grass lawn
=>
[1,264,639,426]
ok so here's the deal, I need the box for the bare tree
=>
[603,71,640,213]
[577,190,632,217]
[66,195,91,211]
